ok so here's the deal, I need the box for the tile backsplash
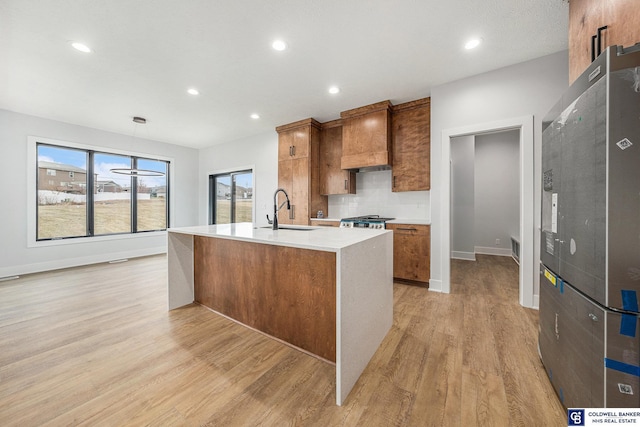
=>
[327,170,430,219]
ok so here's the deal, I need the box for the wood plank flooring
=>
[0,254,565,426]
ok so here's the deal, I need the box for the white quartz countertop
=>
[310,218,430,225]
[387,219,431,225]
[168,223,390,252]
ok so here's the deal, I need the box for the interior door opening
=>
[450,130,521,299]
[440,115,535,308]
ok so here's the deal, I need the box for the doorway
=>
[440,116,535,308]
[450,129,521,297]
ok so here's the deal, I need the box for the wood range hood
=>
[340,100,392,171]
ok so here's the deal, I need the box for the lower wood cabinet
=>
[387,223,430,284]
[310,219,340,227]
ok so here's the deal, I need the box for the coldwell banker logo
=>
[568,409,585,426]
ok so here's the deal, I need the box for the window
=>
[37,146,87,239]
[137,158,168,231]
[209,170,253,224]
[36,142,170,241]
[94,152,132,235]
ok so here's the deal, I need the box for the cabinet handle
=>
[393,175,396,188]
[590,25,608,62]
[397,227,417,232]
[344,179,348,190]
[292,145,296,156]
[289,146,293,157]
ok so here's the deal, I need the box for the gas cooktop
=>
[340,215,395,229]
[341,215,395,222]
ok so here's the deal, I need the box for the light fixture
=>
[71,42,92,53]
[272,40,287,51]
[250,113,260,119]
[110,117,166,177]
[328,86,340,94]
[187,88,199,95]
[465,38,482,50]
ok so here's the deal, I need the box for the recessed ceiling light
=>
[464,38,482,50]
[187,88,199,95]
[328,86,340,94]
[71,42,92,53]
[272,40,287,51]
[250,113,260,119]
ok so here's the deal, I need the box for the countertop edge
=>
[168,224,391,252]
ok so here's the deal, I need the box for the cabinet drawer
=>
[310,220,340,227]
[386,224,429,235]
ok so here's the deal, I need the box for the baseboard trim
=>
[0,247,166,278]
[532,294,540,310]
[474,246,512,257]
[451,251,476,261]
[428,279,443,293]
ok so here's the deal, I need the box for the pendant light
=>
[110,116,165,177]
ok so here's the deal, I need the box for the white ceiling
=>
[0,0,569,149]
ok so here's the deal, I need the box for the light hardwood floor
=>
[0,254,565,426]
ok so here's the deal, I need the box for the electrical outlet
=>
[495,239,500,245]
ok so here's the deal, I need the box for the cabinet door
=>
[290,157,310,225]
[277,159,294,225]
[278,127,310,161]
[388,224,430,283]
[392,99,430,192]
[320,123,356,195]
[569,0,640,82]
[277,157,309,225]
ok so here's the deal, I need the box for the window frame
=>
[208,168,254,225]
[28,136,173,247]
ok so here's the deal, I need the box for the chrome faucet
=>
[272,188,291,230]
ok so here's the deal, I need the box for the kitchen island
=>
[167,223,393,405]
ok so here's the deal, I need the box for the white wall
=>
[198,131,278,227]
[450,135,475,259]
[430,50,569,298]
[328,170,430,220]
[474,130,520,255]
[0,109,199,277]
[198,134,431,225]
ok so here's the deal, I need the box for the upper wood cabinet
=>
[276,119,327,225]
[340,100,392,170]
[569,0,640,82]
[391,98,430,192]
[319,119,356,195]
[278,123,310,161]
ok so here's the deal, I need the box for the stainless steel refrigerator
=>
[539,44,640,408]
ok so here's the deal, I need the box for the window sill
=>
[29,230,167,248]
